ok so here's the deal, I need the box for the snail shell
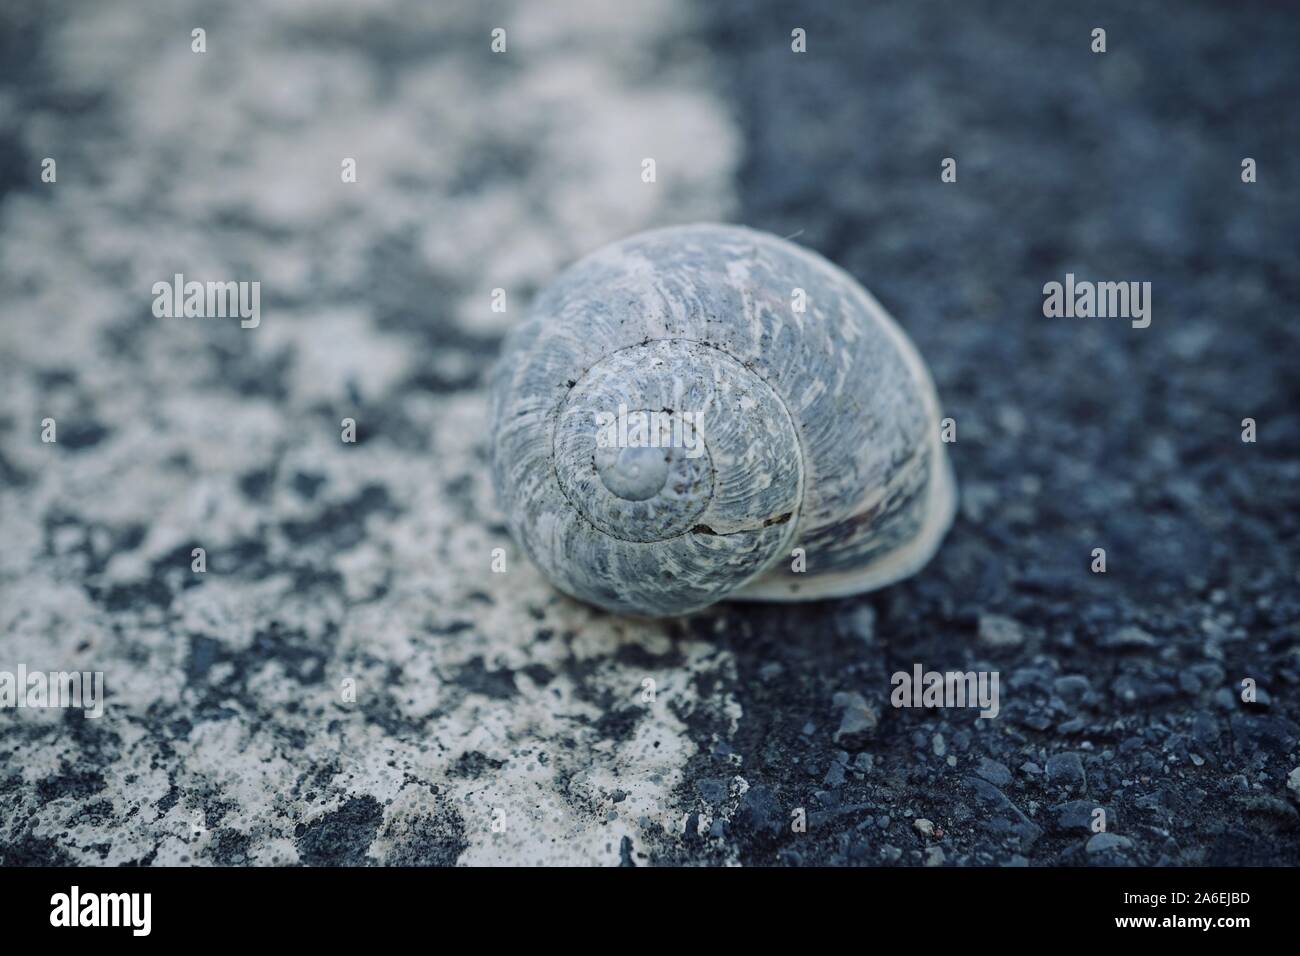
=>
[489,224,956,617]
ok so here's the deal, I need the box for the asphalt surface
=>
[1,0,1297,866]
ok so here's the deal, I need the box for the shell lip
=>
[730,437,957,603]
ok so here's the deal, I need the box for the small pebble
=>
[979,613,1025,647]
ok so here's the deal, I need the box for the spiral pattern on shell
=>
[490,224,956,617]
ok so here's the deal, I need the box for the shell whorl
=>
[503,338,804,615]
[490,224,956,617]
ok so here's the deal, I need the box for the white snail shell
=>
[490,224,956,617]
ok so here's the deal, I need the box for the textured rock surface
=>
[2,0,1298,866]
